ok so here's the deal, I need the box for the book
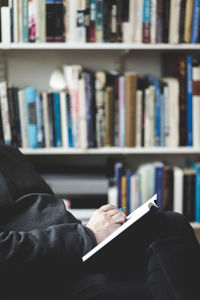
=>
[76,0,86,43]
[25,87,38,148]
[60,91,69,148]
[78,77,88,149]
[142,0,151,43]
[53,92,62,147]
[183,167,195,222]
[0,81,11,145]
[35,0,46,42]
[173,166,183,214]
[105,86,114,146]
[36,93,45,147]
[82,194,158,262]
[89,0,96,42]
[125,72,138,147]
[1,5,11,44]
[186,55,193,146]
[156,0,164,43]
[191,162,200,222]
[115,162,123,208]
[96,0,104,43]
[22,0,29,42]
[191,0,200,43]
[192,61,200,147]
[169,0,181,44]
[28,0,36,42]
[184,0,194,43]
[18,89,29,148]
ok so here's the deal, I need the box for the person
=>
[0,145,200,300]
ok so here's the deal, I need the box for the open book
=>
[82,194,158,262]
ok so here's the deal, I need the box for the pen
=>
[119,207,126,211]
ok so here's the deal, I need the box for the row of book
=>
[0,57,200,148]
[1,0,200,44]
[111,161,200,222]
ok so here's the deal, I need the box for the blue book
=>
[25,87,38,148]
[147,76,161,146]
[36,93,45,148]
[191,162,200,222]
[115,162,123,208]
[186,56,193,146]
[53,92,62,147]
[66,92,73,147]
[160,92,165,147]
[154,163,163,210]
[126,170,131,215]
[191,0,200,43]
[96,0,104,42]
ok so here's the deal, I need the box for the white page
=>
[82,194,158,262]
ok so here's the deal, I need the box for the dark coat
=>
[0,145,96,299]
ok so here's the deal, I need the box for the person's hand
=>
[86,204,127,244]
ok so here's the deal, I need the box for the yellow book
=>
[121,175,127,215]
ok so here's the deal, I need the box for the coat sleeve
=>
[0,222,97,273]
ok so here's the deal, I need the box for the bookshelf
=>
[1,1,200,227]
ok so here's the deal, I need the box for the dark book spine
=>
[46,0,55,42]
[47,92,55,147]
[7,87,18,147]
[103,0,110,42]
[162,167,174,211]
[109,0,117,42]
[116,0,123,42]
[89,0,96,42]
[163,0,170,43]
[142,0,151,43]
[156,0,164,43]
[177,55,187,146]
[66,93,73,147]
[85,0,91,42]
[13,87,21,147]
[0,106,4,144]
[183,173,195,222]
[54,0,64,42]
[141,90,145,147]
[179,0,186,43]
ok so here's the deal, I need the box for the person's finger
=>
[112,212,127,224]
[99,204,117,212]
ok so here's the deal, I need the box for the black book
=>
[116,0,123,42]
[85,0,91,42]
[0,107,4,144]
[183,168,195,222]
[103,0,110,42]
[47,92,55,147]
[162,166,174,211]
[156,0,164,43]
[7,86,21,147]
[54,1,64,42]
[163,0,170,43]
[179,0,187,43]
[109,0,117,42]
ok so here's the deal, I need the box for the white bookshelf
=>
[1,42,200,50]
[20,147,200,155]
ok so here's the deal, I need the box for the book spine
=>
[115,162,123,208]
[126,170,131,215]
[0,82,11,145]
[22,0,29,42]
[184,0,194,43]
[42,91,50,147]
[76,0,86,43]
[13,0,19,43]
[191,0,200,43]
[183,172,195,222]
[85,0,90,42]
[1,6,11,44]
[125,73,138,147]
[66,92,73,147]
[192,63,200,147]
[7,87,19,147]
[36,0,46,42]
[47,92,55,147]
[118,76,125,147]
[67,0,77,42]
[163,0,170,43]
[155,166,163,210]
[105,86,114,146]
[28,0,36,42]
[195,167,200,222]
[53,92,62,147]
[135,90,142,147]
[60,91,69,148]
[18,89,29,148]
[150,0,157,43]
[186,55,193,146]
[142,0,151,43]
[89,0,96,42]
[133,0,143,43]
[121,175,127,213]
[78,77,88,149]
[109,0,117,42]
[36,93,45,147]
[116,0,123,42]
[96,0,104,42]
[46,0,55,42]
[25,87,38,148]
[54,0,64,42]
[179,0,186,43]
[156,0,164,43]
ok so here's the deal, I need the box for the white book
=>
[133,0,143,43]
[122,22,131,43]
[60,91,69,148]
[18,89,29,148]
[192,65,200,148]
[67,0,78,43]
[130,173,139,211]
[78,77,88,149]
[173,166,183,213]
[163,84,169,147]
[129,0,134,42]
[1,6,11,44]
[150,0,157,43]
[107,185,118,207]
[135,90,142,147]
[163,78,179,147]
[169,0,181,44]
[42,92,50,148]
[13,0,19,43]
[36,0,46,43]
[82,194,158,262]
[118,76,126,147]
[0,82,11,145]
